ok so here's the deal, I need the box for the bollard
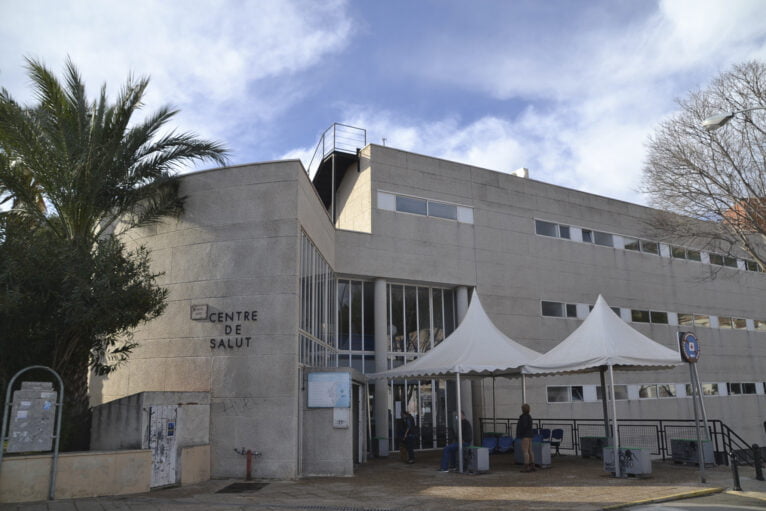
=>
[754,444,764,481]
[729,451,742,491]
[234,447,262,481]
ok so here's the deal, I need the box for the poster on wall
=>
[307,372,351,408]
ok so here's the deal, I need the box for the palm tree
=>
[0,58,228,449]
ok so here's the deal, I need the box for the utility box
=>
[670,438,715,466]
[514,439,551,467]
[581,436,608,458]
[603,447,652,476]
[467,446,490,473]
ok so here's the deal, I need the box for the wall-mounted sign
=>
[190,304,208,320]
[307,372,350,408]
[679,332,700,363]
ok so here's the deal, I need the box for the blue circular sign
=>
[680,332,700,363]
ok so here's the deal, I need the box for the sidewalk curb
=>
[601,487,725,510]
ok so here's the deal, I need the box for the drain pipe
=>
[234,448,262,480]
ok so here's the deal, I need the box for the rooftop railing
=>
[306,123,366,180]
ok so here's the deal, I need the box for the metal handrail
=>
[306,123,366,179]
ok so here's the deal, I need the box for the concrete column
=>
[373,278,389,444]
[455,286,475,441]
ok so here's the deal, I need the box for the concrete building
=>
[90,124,766,481]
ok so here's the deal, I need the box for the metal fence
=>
[480,417,752,463]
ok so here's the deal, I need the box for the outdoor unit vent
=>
[511,167,529,178]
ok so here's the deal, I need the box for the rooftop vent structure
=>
[511,167,529,178]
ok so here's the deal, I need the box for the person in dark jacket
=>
[438,411,472,472]
[516,403,536,472]
[402,410,417,463]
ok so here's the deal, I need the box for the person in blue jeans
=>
[438,411,472,471]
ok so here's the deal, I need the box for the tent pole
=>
[457,372,464,473]
[608,365,621,478]
[492,376,496,435]
[521,374,527,404]
[599,367,609,439]
[689,363,706,483]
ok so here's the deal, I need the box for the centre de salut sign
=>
[191,305,258,350]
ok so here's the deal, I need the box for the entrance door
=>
[147,405,178,488]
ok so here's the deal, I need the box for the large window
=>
[337,279,375,373]
[388,284,456,358]
[378,191,473,224]
[299,231,337,367]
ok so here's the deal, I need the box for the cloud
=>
[0,0,354,164]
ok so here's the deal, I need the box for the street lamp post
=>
[702,107,766,131]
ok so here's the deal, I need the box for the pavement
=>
[1,450,764,511]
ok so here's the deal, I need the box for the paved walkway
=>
[2,451,764,510]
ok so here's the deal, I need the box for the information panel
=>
[307,372,350,408]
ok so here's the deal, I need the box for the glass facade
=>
[299,231,337,367]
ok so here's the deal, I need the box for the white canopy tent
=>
[523,295,683,477]
[370,293,542,472]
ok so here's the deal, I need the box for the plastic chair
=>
[481,435,498,453]
[550,428,564,456]
[497,435,514,453]
[540,428,552,443]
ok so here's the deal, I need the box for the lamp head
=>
[702,112,734,131]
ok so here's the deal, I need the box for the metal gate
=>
[147,405,178,487]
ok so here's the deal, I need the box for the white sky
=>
[2,0,766,204]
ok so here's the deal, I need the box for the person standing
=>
[438,410,472,472]
[516,403,536,472]
[402,410,417,464]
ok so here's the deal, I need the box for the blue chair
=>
[540,428,552,443]
[481,435,498,453]
[550,428,564,456]
[497,435,514,453]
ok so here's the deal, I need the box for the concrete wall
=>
[337,144,766,445]
[300,368,366,476]
[335,156,372,233]
[90,161,310,479]
[91,391,210,451]
[0,450,151,503]
[180,444,211,485]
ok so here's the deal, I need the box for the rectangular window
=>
[755,320,766,332]
[639,384,658,398]
[547,386,570,403]
[686,383,720,396]
[396,195,427,215]
[640,240,659,255]
[611,307,621,316]
[694,314,710,327]
[657,384,676,398]
[596,385,628,400]
[678,313,694,326]
[582,229,593,243]
[541,301,564,317]
[559,225,571,239]
[631,309,650,323]
[671,246,686,259]
[723,256,738,268]
[428,201,457,220]
[728,383,757,395]
[624,237,640,251]
[535,220,558,237]
[746,260,760,271]
[709,253,724,266]
[686,249,701,261]
[718,316,733,329]
[571,386,584,401]
[566,303,578,318]
[733,318,747,330]
[650,311,669,324]
[594,231,614,247]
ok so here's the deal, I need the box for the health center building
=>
[89,124,766,482]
